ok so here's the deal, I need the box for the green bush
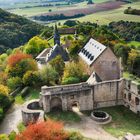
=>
[7,77,22,91]
[69,132,83,140]
[81,74,89,82]
[23,71,40,86]
[0,134,9,140]
[0,107,4,121]
[8,131,16,140]
[0,94,13,111]
[17,122,26,133]
[62,77,80,85]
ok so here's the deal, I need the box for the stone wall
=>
[94,78,124,108]
[123,80,140,114]
[22,99,44,125]
[40,82,93,112]
[39,79,124,112]
[90,47,121,81]
[22,78,140,125]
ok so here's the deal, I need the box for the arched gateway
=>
[50,97,62,110]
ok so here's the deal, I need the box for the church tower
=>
[54,23,60,45]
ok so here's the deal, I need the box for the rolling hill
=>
[0,8,44,53]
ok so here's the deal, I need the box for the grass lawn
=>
[46,110,81,123]
[99,106,140,137]
[15,88,40,105]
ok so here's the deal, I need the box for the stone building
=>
[79,38,121,81]
[36,24,69,64]
[123,80,140,114]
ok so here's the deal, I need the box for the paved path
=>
[0,104,22,134]
[65,107,118,140]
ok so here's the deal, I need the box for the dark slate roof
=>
[46,44,69,62]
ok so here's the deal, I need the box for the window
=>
[88,53,91,58]
[135,97,139,105]
[81,48,84,53]
[84,50,87,55]
[124,94,126,99]
[90,56,94,61]
[128,93,131,101]
[128,82,131,89]
[70,95,74,99]
[86,51,89,56]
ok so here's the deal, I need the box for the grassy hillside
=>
[0,8,44,53]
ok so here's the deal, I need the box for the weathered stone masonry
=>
[39,78,124,112]
[22,79,140,125]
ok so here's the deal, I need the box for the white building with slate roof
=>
[79,38,121,81]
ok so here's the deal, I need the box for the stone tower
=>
[54,23,60,45]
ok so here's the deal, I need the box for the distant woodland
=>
[0,8,44,53]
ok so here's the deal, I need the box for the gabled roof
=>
[46,44,69,62]
[79,38,107,65]
[36,48,51,60]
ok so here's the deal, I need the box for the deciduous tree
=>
[16,120,68,140]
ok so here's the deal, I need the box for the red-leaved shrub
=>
[8,52,32,67]
[16,120,68,140]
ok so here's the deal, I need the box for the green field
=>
[8,0,112,17]
[55,1,140,25]
[6,1,140,25]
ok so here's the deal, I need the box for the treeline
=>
[0,8,46,53]
[108,20,140,42]
[124,7,140,15]
[13,3,71,10]
[33,13,85,21]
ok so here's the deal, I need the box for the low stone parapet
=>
[21,99,44,125]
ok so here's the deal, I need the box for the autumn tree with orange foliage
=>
[16,120,68,140]
[7,52,32,67]
[6,52,38,78]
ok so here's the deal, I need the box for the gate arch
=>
[50,97,62,111]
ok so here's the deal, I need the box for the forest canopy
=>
[0,8,44,53]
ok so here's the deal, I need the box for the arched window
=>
[86,51,89,56]
[88,53,91,58]
[90,56,94,61]
[84,50,87,55]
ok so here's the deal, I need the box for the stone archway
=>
[50,97,62,111]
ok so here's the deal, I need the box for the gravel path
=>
[0,104,22,134]
[65,107,118,140]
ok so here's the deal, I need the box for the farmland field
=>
[4,0,140,25]
[53,1,140,25]
[8,0,114,17]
